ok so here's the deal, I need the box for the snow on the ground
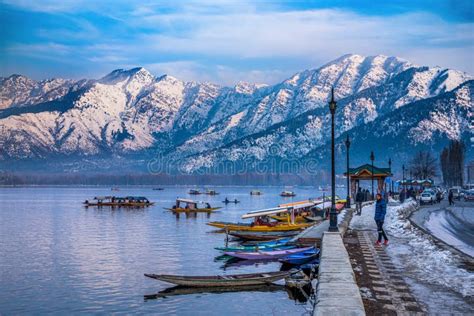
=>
[350,200,473,298]
[359,200,474,298]
[349,202,377,230]
[424,207,474,257]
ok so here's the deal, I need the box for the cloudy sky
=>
[1,0,473,85]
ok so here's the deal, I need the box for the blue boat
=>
[279,247,320,265]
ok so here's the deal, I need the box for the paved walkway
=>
[355,231,426,315]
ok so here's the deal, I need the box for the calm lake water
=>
[0,186,345,315]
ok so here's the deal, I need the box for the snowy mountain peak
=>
[100,67,153,85]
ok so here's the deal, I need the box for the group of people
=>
[354,187,375,215]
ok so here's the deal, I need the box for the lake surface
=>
[0,186,345,315]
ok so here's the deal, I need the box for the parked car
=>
[420,191,435,205]
[464,190,474,201]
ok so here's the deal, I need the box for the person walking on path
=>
[355,187,364,215]
[448,190,454,206]
[374,193,388,246]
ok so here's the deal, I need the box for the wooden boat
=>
[205,190,219,195]
[188,189,201,195]
[228,231,299,241]
[279,248,320,265]
[207,221,311,232]
[250,190,263,195]
[223,198,240,204]
[165,198,221,213]
[224,246,314,260]
[83,196,153,207]
[152,187,164,191]
[144,270,291,287]
[280,191,296,197]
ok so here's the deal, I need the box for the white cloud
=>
[3,1,473,84]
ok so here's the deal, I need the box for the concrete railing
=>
[313,232,365,316]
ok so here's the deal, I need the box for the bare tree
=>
[440,140,465,186]
[409,151,437,180]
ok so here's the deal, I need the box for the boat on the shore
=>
[215,244,295,252]
[165,198,221,213]
[279,248,320,265]
[228,231,299,241]
[224,246,314,260]
[83,196,154,207]
[208,221,311,232]
[208,205,314,232]
[144,270,291,287]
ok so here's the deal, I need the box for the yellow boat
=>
[206,221,312,232]
[166,198,221,213]
[269,214,308,223]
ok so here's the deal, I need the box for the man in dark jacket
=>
[374,193,388,246]
[355,187,364,215]
[448,190,454,206]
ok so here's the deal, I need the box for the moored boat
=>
[228,231,299,241]
[215,244,295,252]
[279,247,320,265]
[224,246,314,260]
[144,270,291,287]
[207,221,311,232]
[165,198,221,213]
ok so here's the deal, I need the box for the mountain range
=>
[0,54,472,177]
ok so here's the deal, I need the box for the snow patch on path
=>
[385,201,474,298]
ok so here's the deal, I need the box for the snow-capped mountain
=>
[0,54,471,173]
[181,80,473,173]
[0,75,86,110]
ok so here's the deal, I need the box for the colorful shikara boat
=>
[215,244,295,252]
[208,205,314,232]
[83,196,154,207]
[207,221,311,232]
[224,246,314,260]
[165,198,221,213]
[144,271,291,287]
[279,248,320,265]
[270,200,319,223]
[228,231,299,241]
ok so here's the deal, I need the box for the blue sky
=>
[1,0,473,85]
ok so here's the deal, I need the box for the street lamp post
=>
[370,151,375,200]
[388,158,392,193]
[402,164,406,192]
[328,88,338,232]
[345,134,351,208]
